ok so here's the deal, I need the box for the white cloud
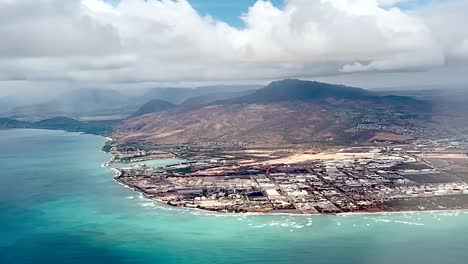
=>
[0,0,466,86]
[376,0,409,7]
[455,39,468,58]
[340,48,445,72]
[416,0,468,61]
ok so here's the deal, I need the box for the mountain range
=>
[4,85,261,120]
[113,79,433,146]
[0,79,438,145]
[0,116,118,135]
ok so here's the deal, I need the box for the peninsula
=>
[107,139,468,214]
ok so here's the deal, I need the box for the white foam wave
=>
[139,202,156,207]
[393,220,424,226]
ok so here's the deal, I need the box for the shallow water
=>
[1,129,468,264]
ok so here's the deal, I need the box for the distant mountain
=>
[0,116,120,135]
[140,88,199,104]
[0,118,31,128]
[224,79,374,104]
[9,88,141,120]
[132,99,176,117]
[4,85,263,120]
[195,85,262,94]
[180,90,255,108]
[33,117,83,129]
[141,85,262,104]
[220,79,429,113]
[114,79,433,145]
[375,86,468,132]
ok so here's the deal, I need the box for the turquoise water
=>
[1,129,468,264]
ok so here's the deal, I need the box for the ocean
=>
[1,129,468,264]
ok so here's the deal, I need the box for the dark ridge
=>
[141,85,262,104]
[34,116,82,126]
[180,90,256,108]
[0,118,31,128]
[132,99,176,117]
[220,79,375,104]
[0,116,120,136]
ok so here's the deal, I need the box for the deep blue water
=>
[1,129,468,264]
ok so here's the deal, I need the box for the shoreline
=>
[101,137,468,218]
[110,167,468,218]
[101,137,114,168]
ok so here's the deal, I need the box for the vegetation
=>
[0,116,121,136]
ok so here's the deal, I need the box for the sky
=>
[176,0,284,27]
[0,0,467,97]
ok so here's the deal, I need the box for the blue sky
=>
[396,0,442,9]
[188,0,284,27]
[106,0,284,27]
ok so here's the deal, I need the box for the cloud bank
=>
[0,0,467,86]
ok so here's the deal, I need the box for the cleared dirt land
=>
[421,155,468,183]
[384,195,468,211]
